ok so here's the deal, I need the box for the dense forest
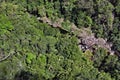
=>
[0,0,120,80]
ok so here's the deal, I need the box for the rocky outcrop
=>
[78,34,114,55]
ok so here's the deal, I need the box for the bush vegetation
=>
[0,0,120,80]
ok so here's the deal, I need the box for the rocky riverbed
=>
[38,17,115,55]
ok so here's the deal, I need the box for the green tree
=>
[0,14,13,35]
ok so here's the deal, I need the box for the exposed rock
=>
[78,32,114,54]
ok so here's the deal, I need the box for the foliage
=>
[0,14,13,35]
[0,0,120,80]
